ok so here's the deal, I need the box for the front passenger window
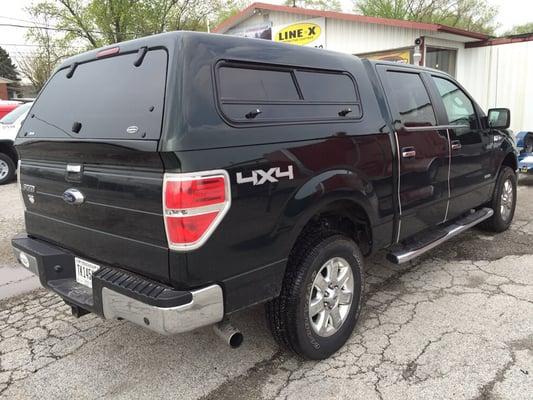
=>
[433,77,478,129]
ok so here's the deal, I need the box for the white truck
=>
[0,102,32,184]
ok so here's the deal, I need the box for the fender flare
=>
[282,168,378,253]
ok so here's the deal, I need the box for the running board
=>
[387,207,494,264]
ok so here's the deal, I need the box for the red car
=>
[0,101,22,119]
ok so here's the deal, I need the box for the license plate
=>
[521,167,529,173]
[75,257,100,288]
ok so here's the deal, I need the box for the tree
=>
[284,0,342,12]
[23,0,240,89]
[0,47,20,96]
[27,0,239,50]
[504,22,533,36]
[354,0,499,34]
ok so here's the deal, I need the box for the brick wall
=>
[0,83,7,100]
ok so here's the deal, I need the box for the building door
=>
[430,75,493,220]
[378,67,450,241]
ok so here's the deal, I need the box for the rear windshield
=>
[0,102,32,124]
[20,49,167,140]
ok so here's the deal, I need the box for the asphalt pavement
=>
[0,179,532,399]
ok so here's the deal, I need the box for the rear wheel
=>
[265,234,364,360]
[481,166,517,232]
[0,153,16,185]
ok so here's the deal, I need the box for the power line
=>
[0,22,141,36]
[0,43,41,47]
[0,15,40,25]
[0,22,94,33]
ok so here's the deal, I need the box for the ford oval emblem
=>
[62,188,85,205]
[126,125,139,134]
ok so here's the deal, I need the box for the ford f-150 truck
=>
[12,32,518,360]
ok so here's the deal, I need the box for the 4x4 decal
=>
[236,166,294,186]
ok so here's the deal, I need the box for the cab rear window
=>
[20,49,167,140]
[216,62,361,124]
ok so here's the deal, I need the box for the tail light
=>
[163,170,231,251]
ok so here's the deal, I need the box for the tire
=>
[481,166,517,232]
[265,234,364,360]
[0,153,16,185]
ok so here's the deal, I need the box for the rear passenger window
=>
[216,62,361,124]
[219,67,299,102]
[386,71,436,127]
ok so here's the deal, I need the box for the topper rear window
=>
[20,49,167,140]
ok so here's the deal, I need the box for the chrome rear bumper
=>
[101,285,224,335]
[12,234,225,336]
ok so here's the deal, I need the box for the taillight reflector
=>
[163,171,231,251]
[166,212,218,244]
[165,177,226,209]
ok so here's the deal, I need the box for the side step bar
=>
[387,207,494,264]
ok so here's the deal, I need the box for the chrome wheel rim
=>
[500,178,514,221]
[308,257,354,337]
[0,160,9,180]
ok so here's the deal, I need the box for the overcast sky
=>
[1,0,532,64]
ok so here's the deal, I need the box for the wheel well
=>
[0,142,18,164]
[293,200,372,256]
[502,152,517,172]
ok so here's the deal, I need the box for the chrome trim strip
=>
[403,124,469,132]
[394,131,402,243]
[390,208,494,264]
[102,284,224,335]
[443,129,451,223]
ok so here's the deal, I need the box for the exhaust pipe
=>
[213,319,243,348]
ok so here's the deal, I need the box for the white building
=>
[214,2,533,133]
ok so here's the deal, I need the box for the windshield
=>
[0,103,32,124]
[20,49,167,140]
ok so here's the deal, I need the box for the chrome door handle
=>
[401,147,416,158]
[451,140,462,150]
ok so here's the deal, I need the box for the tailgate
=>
[16,46,170,282]
[17,142,168,281]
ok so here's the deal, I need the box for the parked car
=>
[0,102,32,184]
[516,131,533,153]
[518,154,533,175]
[0,100,21,119]
[11,32,518,360]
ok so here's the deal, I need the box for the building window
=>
[425,47,457,76]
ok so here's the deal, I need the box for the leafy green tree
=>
[354,0,498,34]
[0,46,20,95]
[24,0,239,88]
[504,22,533,36]
[27,0,238,50]
[284,0,342,12]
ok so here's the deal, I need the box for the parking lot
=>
[0,179,532,400]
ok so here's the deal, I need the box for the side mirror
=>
[488,108,510,129]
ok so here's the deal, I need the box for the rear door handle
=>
[401,146,416,159]
[451,140,462,150]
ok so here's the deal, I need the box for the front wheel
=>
[0,153,16,185]
[265,234,364,360]
[481,166,517,232]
